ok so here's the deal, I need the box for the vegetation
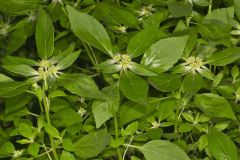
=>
[0,0,239,159]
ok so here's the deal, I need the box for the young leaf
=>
[0,0,41,15]
[6,28,28,54]
[60,151,75,160]
[0,81,31,98]
[121,121,138,136]
[148,73,182,92]
[18,123,33,139]
[56,50,81,70]
[206,48,240,66]
[52,107,82,127]
[27,142,40,157]
[36,7,54,59]
[67,5,113,56]
[138,140,190,160]
[182,73,204,94]
[208,130,238,160]
[127,27,167,57]
[129,62,158,76]
[119,71,148,104]
[44,123,61,139]
[168,1,192,18]
[193,0,209,6]
[92,86,119,128]
[141,36,189,73]
[194,93,236,119]
[57,73,103,99]
[73,130,110,158]
[203,7,234,32]
[3,64,38,77]
[2,56,38,66]
[234,0,240,20]
[108,4,139,27]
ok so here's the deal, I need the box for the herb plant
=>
[0,0,240,160]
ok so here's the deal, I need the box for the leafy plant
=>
[0,0,240,160]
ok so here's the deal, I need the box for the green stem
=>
[82,41,97,67]
[114,115,122,160]
[208,0,212,14]
[42,84,59,160]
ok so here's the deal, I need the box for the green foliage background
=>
[0,0,240,160]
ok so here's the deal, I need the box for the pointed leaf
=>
[74,130,110,158]
[36,7,54,59]
[141,36,189,73]
[208,130,238,160]
[3,64,38,77]
[92,86,119,128]
[57,73,103,98]
[119,71,148,104]
[57,50,81,70]
[138,140,190,160]
[127,27,167,57]
[67,5,112,56]
[194,93,236,119]
[207,47,240,66]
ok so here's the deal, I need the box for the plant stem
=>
[114,115,122,160]
[82,41,97,67]
[42,83,59,160]
[208,0,212,14]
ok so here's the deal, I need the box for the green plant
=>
[0,0,240,160]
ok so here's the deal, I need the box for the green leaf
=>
[157,99,176,121]
[168,1,192,18]
[18,123,33,139]
[48,90,66,99]
[92,86,119,128]
[193,0,209,6]
[142,10,169,28]
[58,73,103,99]
[203,7,234,32]
[206,48,240,66]
[6,28,28,54]
[36,7,54,59]
[121,121,138,136]
[234,0,240,20]
[148,73,181,92]
[119,71,148,104]
[97,60,122,73]
[0,142,15,157]
[208,130,238,160]
[182,73,204,94]
[74,130,110,158]
[0,81,31,98]
[3,64,38,77]
[141,36,189,73]
[119,101,147,126]
[62,139,74,152]
[0,74,13,82]
[67,5,113,56]
[56,50,81,70]
[52,107,82,127]
[27,142,40,157]
[60,151,75,160]
[138,140,190,160]
[127,27,167,57]
[194,93,236,119]
[129,62,158,76]
[108,4,139,27]
[2,56,38,66]
[0,0,41,15]
[44,123,61,139]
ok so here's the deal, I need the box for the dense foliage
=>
[0,0,240,159]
